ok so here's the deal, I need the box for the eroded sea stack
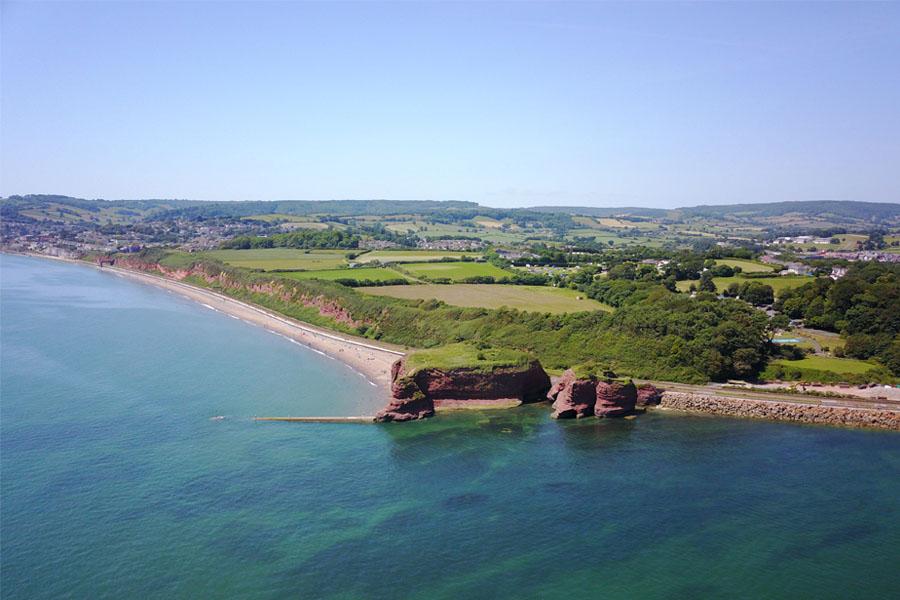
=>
[636,383,663,407]
[548,369,649,419]
[375,344,551,422]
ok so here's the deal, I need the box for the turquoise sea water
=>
[2,254,899,599]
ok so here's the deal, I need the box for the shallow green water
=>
[2,254,899,599]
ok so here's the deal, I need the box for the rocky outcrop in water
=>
[375,358,551,422]
[548,370,638,419]
[636,383,663,407]
[548,370,597,419]
[594,381,637,417]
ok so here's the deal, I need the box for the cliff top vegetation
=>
[404,343,535,374]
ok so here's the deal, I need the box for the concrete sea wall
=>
[658,391,900,431]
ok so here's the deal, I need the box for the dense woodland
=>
[222,230,361,249]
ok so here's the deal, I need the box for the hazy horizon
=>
[2,1,899,208]
[4,193,899,212]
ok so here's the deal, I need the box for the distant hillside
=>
[528,206,668,218]
[3,195,897,229]
[0,195,202,223]
[675,200,900,222]
[152,199,481,220]
[2,194,200,212]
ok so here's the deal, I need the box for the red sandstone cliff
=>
[375,358,551,422]
[115,257,363,329]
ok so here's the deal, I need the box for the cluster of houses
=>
[1,212,256,257]
[811,250,900,263]
[495,249,539,261]
[768,235,834,246]
[416,238,485,251]
[639,258,672,274]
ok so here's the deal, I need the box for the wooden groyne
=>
[254,416,376,423]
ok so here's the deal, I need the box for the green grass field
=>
[361,284,613,313]
[404,343,533,372]
[399,261,514,282]
[771,356,879,375]
[714,259,775,273]
[204,249,350,271]
[276,267,408,282]
[676,275,815,295]
[356,250,482,264]
[564,230,666,247]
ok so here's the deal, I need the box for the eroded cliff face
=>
[375,358,551,422]
[116,257,363,328]
[547,370,641,419]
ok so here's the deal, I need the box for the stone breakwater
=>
[658,391,900,431]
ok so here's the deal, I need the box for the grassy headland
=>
[404,343,534,374]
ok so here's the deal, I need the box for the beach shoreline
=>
[3,252,402,393]
[105,265,403,391]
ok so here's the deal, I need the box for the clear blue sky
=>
[2,1,899,208]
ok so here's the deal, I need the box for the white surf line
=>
[11,258,393,365]
[111,267,404,357]
[281,326,379,385]
[105,265,400,390]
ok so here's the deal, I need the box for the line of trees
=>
[221,229,360,249]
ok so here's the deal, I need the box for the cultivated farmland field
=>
[381,219,534,243]
[356,250,481,264]
[277,267,408,282]
[400,261,513,281]
[361,284,613,313]
[714,259,774,273]
[204,249,351,271]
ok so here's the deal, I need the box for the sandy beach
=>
[102,265,403,392]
